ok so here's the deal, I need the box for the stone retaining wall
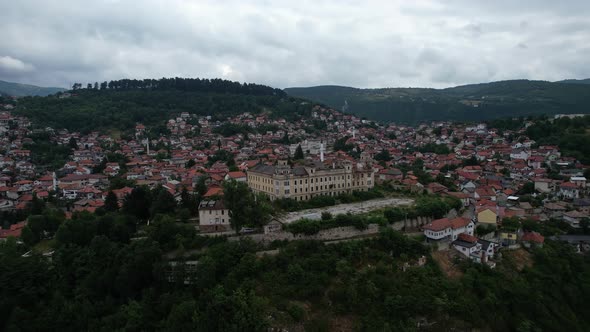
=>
[232,217,433,244]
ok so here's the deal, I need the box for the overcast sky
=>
[1,0,589,89]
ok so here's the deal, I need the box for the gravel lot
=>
[281,197,415,224]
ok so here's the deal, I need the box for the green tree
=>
[122,186,152,221]
[150,186,177,217]
[68,137,78,150]
[104,191,119,212]
[223,180,253,233]
[185,159,196,168]
[294,144,304,160]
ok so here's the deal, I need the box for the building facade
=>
[247,155,375,201]
[198,199,231,232]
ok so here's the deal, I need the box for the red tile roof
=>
[423,217,471,232]
[521,231,544,244]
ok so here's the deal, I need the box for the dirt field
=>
[431,250,464,279]
[505,248,533,271]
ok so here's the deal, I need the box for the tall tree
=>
[68,137,78,150]
[294,144,304,160]
[223,180,253,233]
[104,191,119,212]
[122,187,152,221]
[150,186,177,217]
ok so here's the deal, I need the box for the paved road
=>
[281,197,414,224]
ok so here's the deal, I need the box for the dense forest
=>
[2,184,590,331]
[525,115,590,164]
[3,210,590,331]
[285,80,590,124]
[14,78,310,133]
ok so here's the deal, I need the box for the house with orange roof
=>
[225,171,247,182]
[422,217,475,242]
[0,221,27,240]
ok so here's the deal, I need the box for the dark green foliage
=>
[104,191,119,212]
[3,210,590,332]
[461,156,480,167]
[286,80,590,124]
[418,143,450,155]
[294,144,304,160]
[285,213,371,235]
[207,149,234,167]
[374,149,391,161]
[383,195,460,223]
[122,186,152,220]
[222,180,273,232]
[150,186,178,217]
[213,123,254,137]
[15,78,311,133]
[185,159,196,168]
[24,132,72,171]
[525,115,590,164]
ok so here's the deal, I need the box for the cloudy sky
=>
[1,0,589,89]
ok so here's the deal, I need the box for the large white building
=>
[247,154,375,201]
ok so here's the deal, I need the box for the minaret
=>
[320,143,325,162]
[52,172,57,191]
[146,139,150,155]
[352,128,356,139]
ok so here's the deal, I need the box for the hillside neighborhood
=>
[1,98,588,265]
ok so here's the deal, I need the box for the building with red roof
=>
[422,217,475,242]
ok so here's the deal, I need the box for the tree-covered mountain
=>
[0,80,65,97]
[14,78,310,133]
[285,80,590,124]
[556,78,590,85]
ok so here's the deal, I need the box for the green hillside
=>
[0,80,65,97]
[285,80,590,124]
[557,78,590,85]
[14,78,311,133]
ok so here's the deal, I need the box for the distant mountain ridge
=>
[285,79,590,124]
[556,78,590,85]
[0,80,66,97]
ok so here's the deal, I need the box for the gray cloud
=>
[0,0,589,89]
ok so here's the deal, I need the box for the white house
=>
[560,182,580,199]
[422,217,475,242]
[452,233,498,264]
[570,177,587,188]
[563,210,588,228]
[510,149,530,161]
[198,199,231,233]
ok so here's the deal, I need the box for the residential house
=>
[198,199,231,233]
[563,210,589,228]
[477,207,498,227]
[560,182,580,199]
[422,217,475,242]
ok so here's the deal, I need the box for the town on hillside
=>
[0,99,589,263]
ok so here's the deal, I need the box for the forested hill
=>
[285,79,590,124]
[14,78,310,133]
[557,78,590,85]
[0,80,65,97]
